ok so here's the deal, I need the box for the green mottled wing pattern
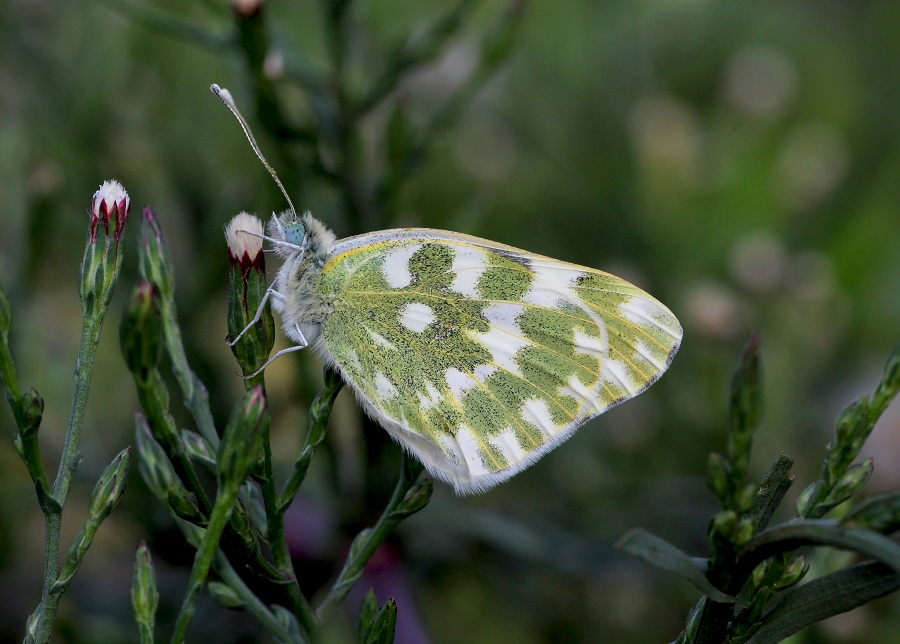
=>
[315,230,682,494]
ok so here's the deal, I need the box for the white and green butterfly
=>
[251,210,681,494]
[213,84,682,495]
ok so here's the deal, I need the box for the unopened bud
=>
[90,180,130,244]
[225,213,274,378]
[217,386,268,491]
[89,447,131,520]
[80,180,131,316]
[120,282,163,380]
[131,541,159,632]
[139,207,175,299]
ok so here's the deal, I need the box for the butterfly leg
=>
[239,343,308,379]
[226,287,285,347]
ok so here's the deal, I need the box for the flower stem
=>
[36,315,103,643]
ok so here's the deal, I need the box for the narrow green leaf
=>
[615,528,735,603]
[739,520,900,575]
[747,561,900,644]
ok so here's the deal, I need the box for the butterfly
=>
[212,83,682,494]
[248,210,683,494]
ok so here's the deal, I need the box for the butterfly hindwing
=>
[310,229,682,494]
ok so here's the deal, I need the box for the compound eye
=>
[284,222,306,247]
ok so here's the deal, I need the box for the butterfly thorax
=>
[269,211,337,347]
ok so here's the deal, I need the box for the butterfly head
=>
[269,210,336,263]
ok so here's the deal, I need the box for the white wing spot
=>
[417,381,443,411]
[456,425,490,477]
[375,372,398,399]
[522,263,581,308]
[491,428,527,463]
[381,244,422,289]
[446,367,479,399]
[635,340,665,370]
[399,302,436,333]
[619,296,663,326]
[572,327,607,358]
[450,246,489,298]
[345,349,363,373]
[559,374,606,417]
[601,359,637,394]
[468,326,528,378]
[521,398,557,436]
[369,330,395,350]
[473,364,498,382]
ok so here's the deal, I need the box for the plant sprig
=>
[618,338,900,643]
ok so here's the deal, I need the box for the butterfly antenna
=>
[210,83,297,216]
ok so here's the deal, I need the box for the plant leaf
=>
[747,561,900,643]
[615,528,735,603]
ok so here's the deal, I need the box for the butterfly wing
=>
[314,229,682,494]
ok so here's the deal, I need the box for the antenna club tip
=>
[210,83,236,108]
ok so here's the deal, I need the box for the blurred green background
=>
[1,0,899,642]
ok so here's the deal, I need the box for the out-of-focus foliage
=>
[0,1,898,642]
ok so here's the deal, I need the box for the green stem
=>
[36,316,103,644]
[257,427,319,640]
[161,304,219,448]
[315,454,424,621]
[170,483,242,643]
[278,371,343,509]
[215,551,305,644]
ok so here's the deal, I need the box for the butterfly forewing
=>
[315,231,681,493]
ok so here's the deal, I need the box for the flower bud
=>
[120,282,163,381]
[828,459,874,506]
[131,541,159,633]
[136,413,180,499]
[21,387,44,437]
[390,479,433,520]
[208,581,244,609]
[225,213,275,378]
[89,447,131,520]
[167,486,206,526]
[80,180,130,316]
[182,430,217,471]
[138,207,175,300]
[775,555,808,590]
[90,179,130,245]
[217,386,268,492]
